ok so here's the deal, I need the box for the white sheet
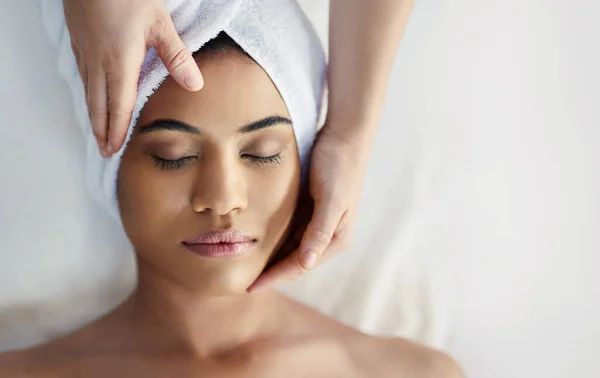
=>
[1,1,598,377]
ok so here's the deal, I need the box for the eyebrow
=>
[138,116,292,135]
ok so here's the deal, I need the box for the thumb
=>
[298,197,343,270]
[152,18,203,91]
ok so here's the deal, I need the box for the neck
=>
[118,260,288,358]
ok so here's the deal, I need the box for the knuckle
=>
[107,95,135,119]
[108,104,134,118]
[165,48,192,71]
[88,106,108,120]
[308,228,333,248]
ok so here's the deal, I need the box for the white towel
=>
[42,0,326,223]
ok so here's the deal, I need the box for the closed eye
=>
[151,155,197,171]
[242,153,283,166]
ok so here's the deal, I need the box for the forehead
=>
[137,53,290,131]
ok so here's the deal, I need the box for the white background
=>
[1,1,599,377]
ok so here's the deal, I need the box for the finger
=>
[80,64,88,95]
[325,210,353,257]
[71,44,89,106]
[70,42,86,85]
[86,68,109,157]
[322,224,351,263]
[151,16,203,91]
[298,197,345,270]
[248,228,348,294]
[247,248,304,294]
[106,57,142,155]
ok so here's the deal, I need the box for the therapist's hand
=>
[63,0,204,157]
[248,126,367,292]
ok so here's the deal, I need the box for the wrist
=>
[325,83,387,140]
[321,117,377,156]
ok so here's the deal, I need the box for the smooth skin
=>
[0,47,462,378]
[61,0,416,291]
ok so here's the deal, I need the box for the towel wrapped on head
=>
[43,0,327,223]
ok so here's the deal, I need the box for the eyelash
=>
[151,153,283,171]
[151,156,196,171]
[242,153,284,166]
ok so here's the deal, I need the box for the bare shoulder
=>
[0,341,86,378]
[281,299,463,377]
[385,337,464,378]
[0,349,46,377]
[347,336,465,378]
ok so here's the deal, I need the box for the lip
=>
[182,230,255,258]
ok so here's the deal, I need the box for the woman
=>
[6,0,463,372]
[0,31,461,377]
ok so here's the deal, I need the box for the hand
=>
[63,0,204,157]
[248,126,368,292]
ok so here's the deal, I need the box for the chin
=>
[175,259,264,296]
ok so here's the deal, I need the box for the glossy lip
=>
[182,230,255,258]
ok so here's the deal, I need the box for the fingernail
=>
[300,251,319,270]
[184,69,203,91]
[105,144,113,156]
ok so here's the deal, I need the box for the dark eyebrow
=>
[138,119,201,135]
[138,116,292,135]
[238,116,292,134]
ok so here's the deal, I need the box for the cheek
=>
[249,161,301,252]
[117,154,190,248]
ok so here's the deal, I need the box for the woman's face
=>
[117,51,300,295]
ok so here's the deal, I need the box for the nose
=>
[191,154,248,216]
